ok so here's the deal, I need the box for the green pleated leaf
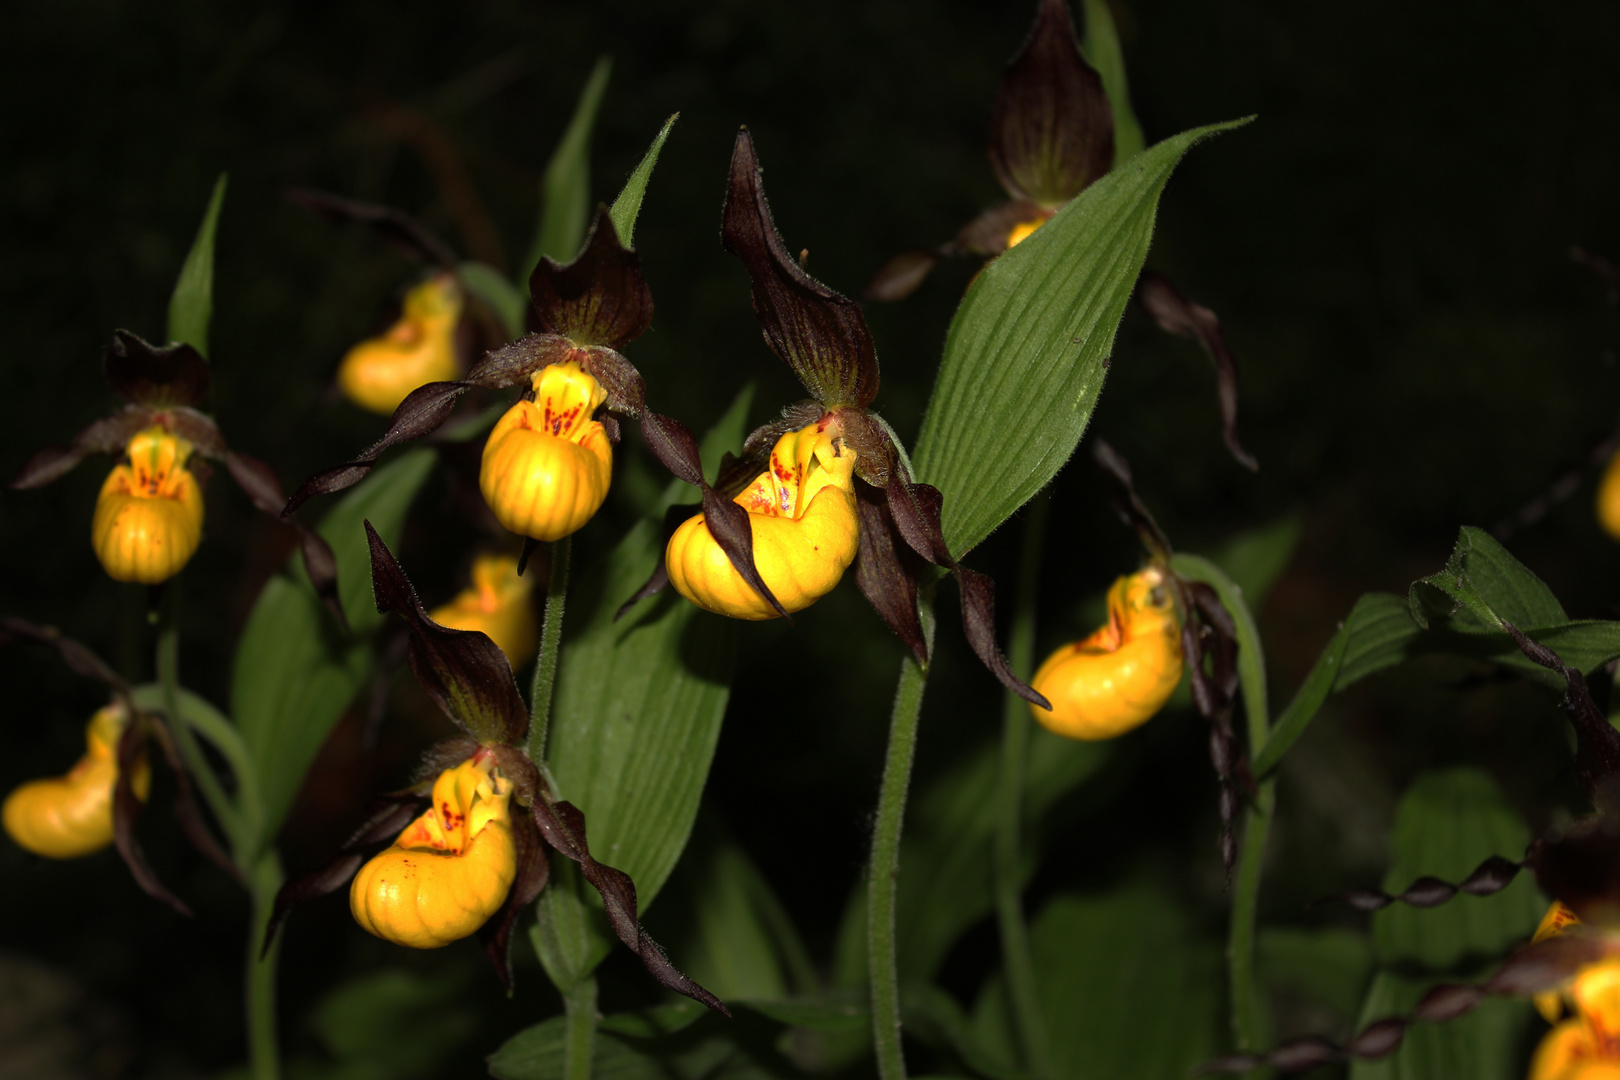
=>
[167,173,227,358]
[527,56,612,273]
[610,114,678,250]
[1335,592,1424,688]
[672,837,810,1002]
[912,119,1249,556]
[1080,0,1145,166]
[968,883,1222,1080]
[302,968,477,1080]
[1409,526,1564,633]
[232,449,435,840]
[1210,514,1301,604]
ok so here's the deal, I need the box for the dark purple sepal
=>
[145,717,240,882]
[835,408,897,490]
[479,810,550,993]
[722,130,881,411]
[9,410,156,489]
[284,381,469,513]
[285,189,459,268]
[528,207,654,350]
[262,793,427,956]
[989,0,1114,206]
[638,411,706,487]
[161,407,229,458]
[0,616,130,694]
[530,794,729,1016]
[864,250,943,303]
[1137,273,1258,471]
[1092,440,1173,562]
[365,522,531,746]
[104,331,213,408]
[854,488,926,664]
[225,452,347,629]
[112,721,191,915]
[464,334,576,389]
[581,349,648,417]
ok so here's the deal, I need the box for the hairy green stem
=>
[527,536,572,762]
[868,593,936,1080]
[155,582,243,848]
[562,975,598,1080]
[994,495,1053,1080]
[246,853,284,1080]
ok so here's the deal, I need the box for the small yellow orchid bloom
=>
[429,554,538,668]
[338,272,464,415]
[3,704,149,859]
[1597,449,1620,543]
[350,756,517,949]
[91,426,204,584]
[1029,566,1184,740]
[1531,958,1620,1080]
[666,420,860,620]
[480,361,613,542]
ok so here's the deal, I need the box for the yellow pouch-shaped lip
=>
[1029,568,1183,741]
[91,427,203,585]
[3,704,149,859]
[350,759,517,949]
[338,273,463,416]
[429,554,538,668]
[480,362,612,542]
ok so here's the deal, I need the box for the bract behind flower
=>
[350,757,517,949]
[1030,566,1183,740]
[667,421,859,620]
[91,426,204,584]
[3,703,150,859]
[339,273,464,415]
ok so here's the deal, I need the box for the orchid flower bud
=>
[350,756,517,949]
[1530,957,1620,1079]
[480,361,613,542]
[667,420,859,620]
[3,704,149,859]
[428,554,538,668]
[1029,566,1183,740]
[338,273,464,415]
[91,426,204,584]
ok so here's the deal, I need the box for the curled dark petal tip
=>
[1136,273,1258,471]
[285,188,459,268]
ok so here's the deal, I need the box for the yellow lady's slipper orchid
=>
[3,704,149,859]
[91,426,204,584]
[1596,450,1620,543]
[666,420,860,620]
[480,361,613,542]
[350,756,517,949]
[1029,566,1184,740]
[1531,958,1620,1080]
[338,272,464,415]
[429,554,538,668]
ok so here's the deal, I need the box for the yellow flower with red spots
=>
[91,426,205,584]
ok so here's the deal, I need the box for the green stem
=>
[868,593,936,1080]
[527,536,573,762]
[246,853,284,1080]
[155,582,244,847]
[562,975,598,1080]
[994,495,1053,1080]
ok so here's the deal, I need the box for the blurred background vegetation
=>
[2,0,1618,1075]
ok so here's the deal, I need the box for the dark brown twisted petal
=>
[9,409,157,489]
[1315,854,1524,913]
[722,130,881,411]
[365,522,532,747]
[104,331,212,408]
[1092,440,1173,561]
[162,407,229,458]
[463,333,576,389]
[284,381,469,513]
[1137,273,1259,471]
[1502,621,1620,805]
[1196,936,1612,1074]
[528,206,654,349]
[262,792,428,956]
[0,616,130,695]
[112,721,190,915]
[479,810,550,993]
[989,0,1114,205]
[144,717,240,881]
[882,473,1049,706]
[854,487,926,663]
[530,794,729,1015]
[285,188,459,268]
[224,452,346,629]
[1177,579,1245,883]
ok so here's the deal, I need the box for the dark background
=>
[1,0,1617,1075]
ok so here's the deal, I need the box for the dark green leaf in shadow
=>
[610,114,678,250]
[457,260,527,341]
[1348,974,1529,1080]
[299,968,477,1080]
[1079,0,1145,166]
[167,173,227,357]
[1209,514,1301,605]
[1253,618,1350,777]
[527,56,612,274]
[912,119,1249,556]
[1258,926,1374,1032]
[1409,526,1564,633]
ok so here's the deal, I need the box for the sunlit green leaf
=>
[912,120,1249,556]
[609,114,678,250]
[527,56,612,274]
[232,449,435,839]
[1079,0,1145,166]
[167,173,227,357]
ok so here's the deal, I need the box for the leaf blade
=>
[527,56,612,274]
[609,114,678,250]
[167,173,227,357]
